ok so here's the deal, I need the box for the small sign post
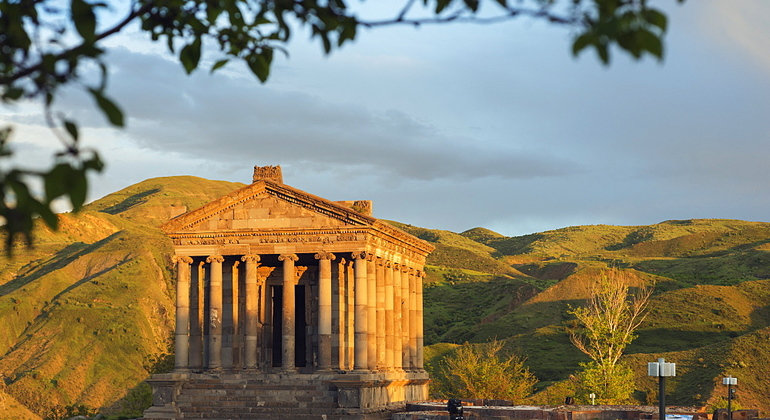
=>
[648,358,676,420]
[723,376,737,420]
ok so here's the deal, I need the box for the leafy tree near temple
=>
[0,0,685,249]
[568,268,653,404]
[431,339,537,401]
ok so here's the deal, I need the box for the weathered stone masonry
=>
[143,166,434,420]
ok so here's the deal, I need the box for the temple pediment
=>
[162,180,376,234]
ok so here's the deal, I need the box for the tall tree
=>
[0,0,685,249]
[569,268,652,403]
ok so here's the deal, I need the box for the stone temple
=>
[143,166,434,420]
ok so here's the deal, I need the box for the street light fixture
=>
[722,376,737,420]
[649,358,676,420]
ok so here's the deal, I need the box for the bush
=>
[431,339,537,402]
[574,361,635,404]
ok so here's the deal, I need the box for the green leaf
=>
[2,87,24,101]
[435,0,453,14]
[89,89,124,127]
[180,39,202,74]
[246,49,273,83]
[33,199,59,230]
[597,44,609,65]
[63,119,79,141]
[572,33,595,57]
[68,169,88,210]
[83,153,105,172]
[71,0,97,41]
[44,163,71,200]
[636,29,663,59]
[644,9,667,32]
[210,59,229,73]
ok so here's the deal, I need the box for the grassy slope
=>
[0,177,243,418]
[420,219,770,413]
[3,177,770,416]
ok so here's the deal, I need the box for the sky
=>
[2,1,770,237]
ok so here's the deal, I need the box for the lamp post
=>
[648,358,676,420]
[723,376,737,420]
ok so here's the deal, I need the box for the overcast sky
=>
[2,1,770,237]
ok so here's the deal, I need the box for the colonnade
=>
[172,251,425,373]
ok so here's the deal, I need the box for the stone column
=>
[375,257,386,370]
[189,260,204,369]
[279,253,299,372]
[408,267,418,371]
[366,254,377,370]
[352,252,368,371]
[346,260,356,370]
[416,270,425,370]
[384,260,395,370]
[242,254,260,369]
[401,266,411,370]
[315,252,335,371]
[173,255,193,370]
[332,258,344,370]
[207,255,224,370]
[393,263,403,371]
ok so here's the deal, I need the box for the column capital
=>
[206,255,224,263]
[278,253,299,262]
[351,251,368,260]
[402,265,413,274]
[393,263,401,271]
[241,254,261,264]
[172,255,194,264]
[314,251,336,261]
[384,260,392,269]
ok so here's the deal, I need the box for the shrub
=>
[431,339,537,402]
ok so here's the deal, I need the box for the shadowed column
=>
[401,266,412,370]
[207,255,225,369]
[393,263,403,371]
[279,253,299,372]
[366,254,377,370]
[408,267,418,371]
[376,257,385,370]
[174,255,193,371]
[242,254,260,369]
[316,252,335,371]
[384,260,394,370]
[416,270,425,370]
[352,252,368,371]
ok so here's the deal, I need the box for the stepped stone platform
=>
[142,371,429,420]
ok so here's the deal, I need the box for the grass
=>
[3,176,770,416]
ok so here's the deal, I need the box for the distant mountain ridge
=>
[0,176,768,418]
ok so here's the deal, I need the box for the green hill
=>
[0,176,242,419]
[419,220,770,413]
[1,177,770,417]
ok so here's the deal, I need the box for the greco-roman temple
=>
[143,166,434,420]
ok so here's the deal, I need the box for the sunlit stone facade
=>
[143,166,434,420]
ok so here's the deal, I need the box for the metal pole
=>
[727,383,732,420]
[659,375,666,420]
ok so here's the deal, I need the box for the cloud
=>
[71,47,582,184]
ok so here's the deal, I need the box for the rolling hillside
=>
[1,177,769,417]
[419,220,770,413]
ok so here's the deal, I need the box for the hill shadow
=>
[0,232,125,297]
[628,328,740,354]
[100,188,160,215]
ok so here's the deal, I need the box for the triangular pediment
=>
[161,180,376,233]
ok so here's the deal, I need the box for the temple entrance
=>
[270,285,307,368]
